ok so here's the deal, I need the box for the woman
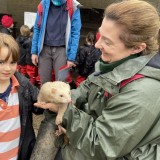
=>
[35,0,160,159]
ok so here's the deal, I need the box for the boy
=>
[16,25,30,76]
[16,25,39,85]
[0,33,42,160]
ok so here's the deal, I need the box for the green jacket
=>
[61,53,160,160]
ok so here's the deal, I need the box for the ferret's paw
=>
[55,117,62,125]
[55,127,63,136]
[55,130,60,136]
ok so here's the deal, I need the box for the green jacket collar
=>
[94,53,156,85]
[99,54,140,74]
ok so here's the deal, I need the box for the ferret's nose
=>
[68,98,71,103]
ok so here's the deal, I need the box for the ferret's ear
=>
[51,88,57,93]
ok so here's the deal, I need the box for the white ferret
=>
[38,81,71,127]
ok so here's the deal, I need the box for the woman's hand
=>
[34,102,59,113]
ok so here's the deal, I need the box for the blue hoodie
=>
[31,0,81,62]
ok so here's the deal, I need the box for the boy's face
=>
[0,46,17,83]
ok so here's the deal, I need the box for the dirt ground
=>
[33,114,44,136]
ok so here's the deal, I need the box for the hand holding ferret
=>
[35,81,71,136]
[34,102,59,112]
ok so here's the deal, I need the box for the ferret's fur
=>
[38,81,71,104]
[38,81,71,127]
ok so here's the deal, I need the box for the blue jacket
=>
[31,0,81,62]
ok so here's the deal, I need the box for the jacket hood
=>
[147,52,160,69]
[73,0,81,8]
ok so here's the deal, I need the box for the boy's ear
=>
[131,43,146,55]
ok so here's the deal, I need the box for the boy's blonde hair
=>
[105,0,160,54]
[0,33,19,62]
[20,25,30,36]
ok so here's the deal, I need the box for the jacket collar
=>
[86,54,157,95]
[14,72,28,87]
[94,53,156,85]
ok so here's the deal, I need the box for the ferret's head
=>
[51,81,71,104]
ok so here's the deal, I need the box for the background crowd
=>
[0,0,160,160]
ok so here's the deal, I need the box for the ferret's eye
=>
[60,95,63,97]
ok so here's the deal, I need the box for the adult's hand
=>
[32,54,38,66]
[67,61,76,68]
[34,102,59,113]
